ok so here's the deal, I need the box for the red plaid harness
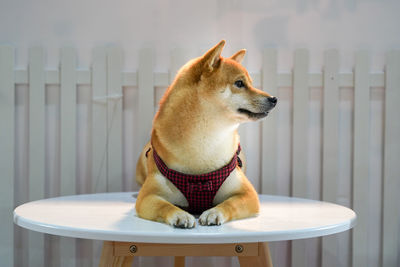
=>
[151,145,242,214]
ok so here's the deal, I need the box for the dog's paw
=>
[166,210,196,229]
[199,207,227,226]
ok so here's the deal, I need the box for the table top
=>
[14,192,356,244]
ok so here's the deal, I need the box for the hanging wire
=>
[93,95,122,193]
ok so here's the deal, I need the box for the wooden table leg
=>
[174,256,185,267]
[99,241,134,267]
[238,242,273,267]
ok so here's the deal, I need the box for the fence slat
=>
[291,49,310,267]
[0,45,15,267]
[261,48,278,195]
[352,51,370,267]
[321,49,340,267]
[382,51,400,267]
[28,46,45,267]
[91,47,108,267]
[60,47,77,195]
[322,49,340,202]
[106,47,123,192]
[292,49,309,198]
[92,47,107,193]
[59,47,77,267]
[138,48,155,149]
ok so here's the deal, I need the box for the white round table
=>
[13,192,356,267]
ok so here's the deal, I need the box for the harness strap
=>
[152,145,242,180]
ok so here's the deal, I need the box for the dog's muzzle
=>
[237,96,278,120]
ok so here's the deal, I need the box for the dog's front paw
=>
[166,210,196,229]
[199,207,227,226]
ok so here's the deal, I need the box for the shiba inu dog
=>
[135,40,277,228]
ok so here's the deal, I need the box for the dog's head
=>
[181,40,277,123]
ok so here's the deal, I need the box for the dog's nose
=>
[268,96,278,106]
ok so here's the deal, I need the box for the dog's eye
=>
[234,80,245,88]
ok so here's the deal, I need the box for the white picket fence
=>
[0,45,399,267]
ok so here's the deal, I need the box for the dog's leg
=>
[136,188,196,228]
[199,175,259,226]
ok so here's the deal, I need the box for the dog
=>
[135,40,277,228]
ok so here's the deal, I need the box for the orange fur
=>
[135,40,276,228]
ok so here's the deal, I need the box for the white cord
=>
[93,95,121,192]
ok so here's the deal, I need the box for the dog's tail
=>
[135,141,152,186]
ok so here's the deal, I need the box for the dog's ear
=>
[230,49,246,64]
[202,40,226,72]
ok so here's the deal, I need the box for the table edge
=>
[14,207,357,244]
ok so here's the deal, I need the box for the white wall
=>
[1,0,400,71]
